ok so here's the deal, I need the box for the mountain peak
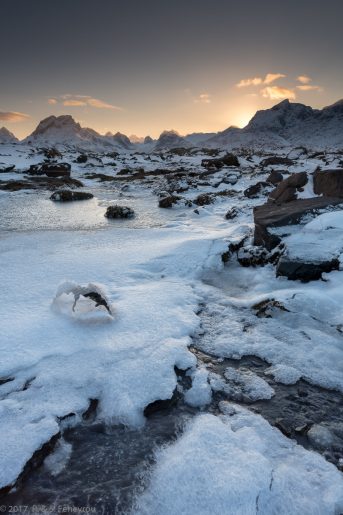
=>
[0,126,18,144]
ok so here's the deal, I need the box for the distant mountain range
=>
[1,99,343,151]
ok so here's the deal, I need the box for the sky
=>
[1,0,342,139]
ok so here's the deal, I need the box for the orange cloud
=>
[297,84,322,92]
[48,98,57,105]
[86,98,121,110]
[261,86,296,100]
[237,73,286,88]
[297,75,311,84]
[236,77,263,87]
[263,73,286,84]
[0,111,30,122]
[63,99,87,107]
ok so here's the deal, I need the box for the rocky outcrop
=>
[244,181,271,199]
[313,169,343,197]
[254,197,343,250]
[276,256,340,281]
[27,162,71,178]
[0,176,83,192]
[260,156,294,168]
[105,205,135,219]
[50,190,93,201]
[201,153,239,170]
[159,195,182,208]
[266,170,284,185]
[268,172,308,204]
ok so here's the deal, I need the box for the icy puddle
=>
[0,186,175,233]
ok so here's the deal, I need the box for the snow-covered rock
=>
[0,127,18,144]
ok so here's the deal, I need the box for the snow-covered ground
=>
[0,144,343,513]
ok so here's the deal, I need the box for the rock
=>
[43,148,62,159]
[201,153,239,170]
[105,205,135,219]
[194,193,213,206]
[268,171,308,204]
[313,168,343,197]
[276,256,339,281]
[260,156,294,168]
[0,176,84,192]
[0,165,15,173]
[237,245,281,267]
[266,170,284,185]
[244,181,271,198]
[159,195,182,208]
[76,153,88,163]
[225,207,238,220]
[254,197,343,250]
[252,299,289,318]
[27,162,71,178]
[50,190,93,201]
[143,389,179,416]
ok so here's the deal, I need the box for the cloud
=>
[63,99,87,107]
[261,86,296,100]
[297,84,322,92]
[236,77,263,88]
[52,94,122,110]
[86,98,121,110]
[297,75,311,84]
[263,73,286,84]
[0,111,30,122]
[236,73,285,88]
[194,93,211,104]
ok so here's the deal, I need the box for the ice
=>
[43,438,72,476]
[209,368,274,402]
[264,364,302,385]
[134,408,343,515]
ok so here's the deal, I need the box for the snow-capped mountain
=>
[184,132,216,146]
[22,115,129,151]
[154,130,191,151]
[205,99,343,151]
[0,127,19,144]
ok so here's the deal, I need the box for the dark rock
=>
[276,257,339,281]
[194,193,213,206]
[244,181,271,198]
[76,154,88,163]
[268,172,308,204]
[201,153,239,170]
[260,156,294,168]
[237,245,281,267]
[225,207,238,220]
[252,299,290,318]
[313,169,343,197]
[266,170,284,185]
[27,162,71,178]
[105,205,135,219]
[82,399,99,421]
[254,197,343,250]
[0,165,15,173]
[43,148,62,159]
[159,195,182,208]
[50,190,93,201]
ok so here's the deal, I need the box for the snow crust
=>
[134,408,343,515]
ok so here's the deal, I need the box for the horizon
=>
[2,97,343,141]
[1,0,343,139]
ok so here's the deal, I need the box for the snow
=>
[264,364,302,385]
[184,368,212,407]
[134,408,343,515]
[209,368,274,402]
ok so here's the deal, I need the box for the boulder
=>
[254,197,343,250]
[27,162,71,178]
[76,154,88,163]
[225,207,238,220]
[50,190,93,201]
[105,205,135,219]
[244,181,271,198]
[194,193,213,206]
[159,195,182,208]
[266,170,284,185]
[276,256,339,281]
[201,153,239,170]
[260,156,294,168]
[0,165,15,173]
[268,171,308,204]
[313,169,343,197]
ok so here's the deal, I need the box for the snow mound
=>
[184,368,212,407]
[134,408,343,515]
[52,281,114,319]
[209,368,274,402]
